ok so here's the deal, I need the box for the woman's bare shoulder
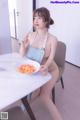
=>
[48,33,58,46]
[48,33,58,41]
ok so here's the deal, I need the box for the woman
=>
[20,7,62,120]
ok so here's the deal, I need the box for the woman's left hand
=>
[40,64,48,72]
[40,65,47,71]
[39,65,48,75]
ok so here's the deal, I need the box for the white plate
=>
[17,59,40,74]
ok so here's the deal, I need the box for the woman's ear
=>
[45,21,49,28]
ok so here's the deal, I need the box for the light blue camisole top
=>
[26,32,48,64]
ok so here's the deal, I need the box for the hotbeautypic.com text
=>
[50,0,80,4]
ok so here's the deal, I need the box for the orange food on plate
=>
[17,64,36,74]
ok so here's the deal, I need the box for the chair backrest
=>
[54,41,66,68]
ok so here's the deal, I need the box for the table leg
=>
[21,96,36,120]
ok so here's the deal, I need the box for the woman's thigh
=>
[40,73,55,97]
[40,63,59,97]
[31,88,40,99]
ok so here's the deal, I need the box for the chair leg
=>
[52,87,55,104]
[60,76,64,89]
[21,96,36,120]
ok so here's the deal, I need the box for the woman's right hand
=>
[21,35,29,48]
[19,34,29,56]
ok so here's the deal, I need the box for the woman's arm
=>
[40,36,57,71]
[45,37,57,68]
[19,34,29,56]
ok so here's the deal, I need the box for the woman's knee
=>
[49,61,59,76]
[50,66,59,83]
[39,93,51,102]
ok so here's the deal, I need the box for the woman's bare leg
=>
[39,65,63,120]
[29,88,40,103]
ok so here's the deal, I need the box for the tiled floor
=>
[2,62,80,120]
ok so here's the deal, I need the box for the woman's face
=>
[33,13,46,30]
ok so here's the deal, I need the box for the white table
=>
[0,53,51,120]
